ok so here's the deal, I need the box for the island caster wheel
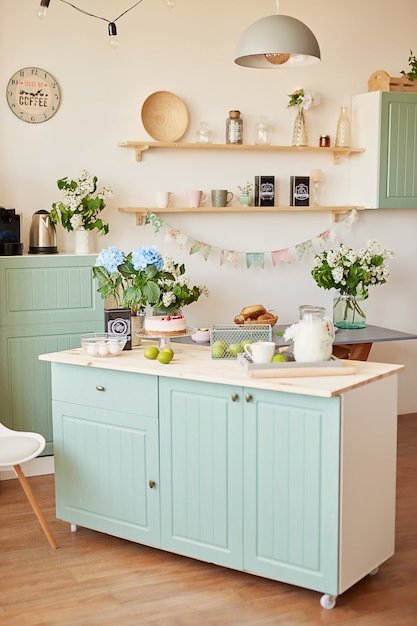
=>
[320,594,337,610]
[369,566,379,576]
[70,523,78,533]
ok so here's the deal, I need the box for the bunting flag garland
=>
[220,249,239,267]
[189,240,212,260]
[271,248,292,266]
[144,209,358,270]
[295,240,315,261]
[246,252,265,269]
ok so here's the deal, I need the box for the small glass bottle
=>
[226,110,243,144]
[254,116,271,145]
[195,121,212,144]
[335,106,351,148]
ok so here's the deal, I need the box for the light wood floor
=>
[1,415,416,626]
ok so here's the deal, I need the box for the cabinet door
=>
[159,377,243,570]
[0,256,103,453]
[52,365,160,546]
[244,388,341,595]
[379,93,417,208]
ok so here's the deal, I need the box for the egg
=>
[98,343,110,356]
[87,344,99,356]
[109,341,121,355]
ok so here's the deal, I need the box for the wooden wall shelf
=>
[118,141,365,163]
[118,206,364,225]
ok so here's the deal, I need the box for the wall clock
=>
[6,67,61,124]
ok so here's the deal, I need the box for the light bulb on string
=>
[108,22,119,49]
[37,0,50,19]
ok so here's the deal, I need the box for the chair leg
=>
[14,464,58,550]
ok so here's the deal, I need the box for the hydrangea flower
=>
[131,246,163,272]
[95,246,125,274]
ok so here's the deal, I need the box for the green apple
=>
[212,340,228,359]
[229,343,243,356]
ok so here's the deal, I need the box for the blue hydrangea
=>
[95,246,125,273]
[131,246,163,271]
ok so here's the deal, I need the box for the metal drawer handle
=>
[231,392,238,402]
[95,385,105,391]
[245,393,252,403]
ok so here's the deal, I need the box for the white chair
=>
[0,423,57,549]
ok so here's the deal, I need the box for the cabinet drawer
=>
[51,363,158,417]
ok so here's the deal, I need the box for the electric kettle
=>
[29,209,58,254]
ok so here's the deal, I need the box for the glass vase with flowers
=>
[311,240,395,329]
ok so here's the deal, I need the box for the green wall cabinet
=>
[351,91,417,208]
[0,255,103,453]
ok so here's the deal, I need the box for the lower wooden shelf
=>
[118,206,364,225]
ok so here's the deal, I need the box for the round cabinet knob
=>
[245,393,252,403]
[95,385,105,392]
[231,392,238,402]
[149,480,156,489]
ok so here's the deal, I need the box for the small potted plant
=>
[50,169,113,253]
[237,182,254,207]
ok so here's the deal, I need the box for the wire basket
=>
[210,324,272,359]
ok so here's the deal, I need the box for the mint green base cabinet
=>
[51,364,160,546]
[48,361,398,609]
[159,377,243,570]
[243,388,341,595]
[0,255,103,454]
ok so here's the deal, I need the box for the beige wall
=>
[1,0,417,412]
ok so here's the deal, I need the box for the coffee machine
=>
[0,207,23,255]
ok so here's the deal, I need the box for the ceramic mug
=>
[188,190,208,208]
[244,341,275,364]
[211,189,233,207]
[155,191,173,208]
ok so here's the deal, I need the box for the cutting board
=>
[237,353,356,378]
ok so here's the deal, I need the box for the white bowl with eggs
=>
[80,333,127,357]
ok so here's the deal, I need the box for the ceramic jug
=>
[293,305,335,363]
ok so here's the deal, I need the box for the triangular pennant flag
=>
[246,252,265,269]
[271,248,291,266]
[145,211,164,233]
[220,249,239,267]
[165,227,188,249]
[342,209,358,230]
[295,240,315,261]
[189,240,212,260]
[189,240,201,255]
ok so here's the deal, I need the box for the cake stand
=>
[132,327,196,350]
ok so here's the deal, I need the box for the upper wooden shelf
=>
[119,205,364,225]
[118,141,366,164]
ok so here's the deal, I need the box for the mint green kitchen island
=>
[39,344,403,609]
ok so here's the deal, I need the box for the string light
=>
[36,0,50,19]
[36,0,174,47]
[108,22,119,49]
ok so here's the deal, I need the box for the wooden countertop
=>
[39,343,404,398]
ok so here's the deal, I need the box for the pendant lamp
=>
[234,13,320,69]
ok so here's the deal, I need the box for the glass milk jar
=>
[293,305,335,363]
